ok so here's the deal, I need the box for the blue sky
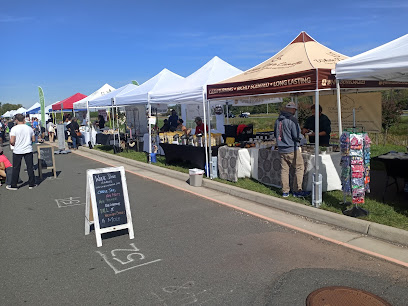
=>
[1,0,408,109]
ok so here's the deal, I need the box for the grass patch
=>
[94,145,408,231]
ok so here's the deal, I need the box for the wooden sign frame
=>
[85,166,134,247]
[37,145,57,179]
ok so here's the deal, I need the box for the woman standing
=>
[47,119,56,142]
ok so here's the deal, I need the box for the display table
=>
[159,143,219,170]
[96,133,121,146]
[375,152,408,201]
[217,146,342,192]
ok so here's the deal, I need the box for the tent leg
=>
[202,92,209,177]
[148,97,152,164]
[207,99,212,179]
[336,79,342,135]
[313,89,321,208]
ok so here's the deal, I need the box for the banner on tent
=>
[319,92,382,133]
[186,104,204,121]
[125,105,148,136]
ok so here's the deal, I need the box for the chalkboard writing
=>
[39,146,53,168]
[37,145,56,179]
[93,171,127,229]
[85,166,134,247]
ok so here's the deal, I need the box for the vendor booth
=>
[149,56,244,174]
[115,68,185,157]
[207,32,350,205]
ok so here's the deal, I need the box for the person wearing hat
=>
[194,117,208,135]
[302,104,331,146]
[274,102,310,198]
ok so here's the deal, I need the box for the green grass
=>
[94,145,408,231]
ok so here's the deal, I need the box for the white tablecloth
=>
[218,146,342,191]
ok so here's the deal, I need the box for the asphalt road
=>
[1,144,408,306]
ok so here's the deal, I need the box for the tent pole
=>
[313,69,321,208]
[148,94,152,164]
[202,91,209,177]
[207,98,213,179]
[336,79,343,135]
[111,99,116,148]
[226,102,229,125]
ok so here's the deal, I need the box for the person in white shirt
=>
[7,113,36,190]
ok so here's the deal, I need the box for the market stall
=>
[115,68,185,158]
[149,56,243,175]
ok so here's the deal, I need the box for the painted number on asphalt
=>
[96,243,162,274]
[55,197,85,208]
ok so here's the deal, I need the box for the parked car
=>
[239,112,250,118]
[225,112,235,118]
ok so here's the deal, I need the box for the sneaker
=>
[6,186,18,190]
[293,191,311,198]
[29,185,37,190]
[282,192,290,198]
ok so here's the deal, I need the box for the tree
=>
[381,90,404,144]
[0,102,23,115]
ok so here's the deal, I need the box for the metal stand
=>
[343,205,369,217]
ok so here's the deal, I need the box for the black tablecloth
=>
[159,143,219,169]
[376,152,408,180]
[96,133,122,146]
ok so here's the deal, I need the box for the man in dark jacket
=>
[274,102,310,198]
[302,104,331,146]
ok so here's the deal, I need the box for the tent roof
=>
[73,83,116,109]
[26,102,41,114]
[116,69,184,105]
[218,32,347,84]
[1,111,12,117]
[14,107,27,114]
[89,84,138,107]
[335,33,408,82]
[52,93,87,110]
[150,56,243,104]
[207,32,349,100]
[45,101,59,113]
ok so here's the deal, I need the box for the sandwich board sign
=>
[85,166,134,247]
[37,145,57,179]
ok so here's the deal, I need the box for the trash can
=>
[189,168,204,187]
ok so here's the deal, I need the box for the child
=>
[0,147,12,187]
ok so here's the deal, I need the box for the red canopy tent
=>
[52,93,87,111]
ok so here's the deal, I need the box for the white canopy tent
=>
[12,107,27,116]
[73,83,116,110]
[335,33,408,82]
[45,101,59,113]
[150,56,243,176]
[1,111,13,117]
[26,102,41,114]
[116,69,184,105]
[89,84,137,107]
[115,69,184,162]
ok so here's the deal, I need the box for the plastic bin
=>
[189,168,204,187]
[150,153,157,163]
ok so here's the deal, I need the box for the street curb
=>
[79,146,408,246]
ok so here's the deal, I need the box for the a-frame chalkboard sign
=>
[37,145,57,179]
[85,166,134,247]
